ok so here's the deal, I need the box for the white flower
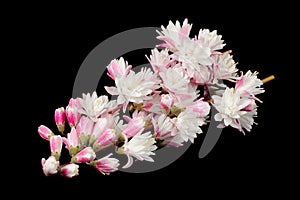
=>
[235,70,265,98]
[152,114,184,147]
[78,92,117,122]
[197,29,225,53]
[41,156,59,176]
[173,108,205,143]
[238,108,257,133]
[212,87,252,129]
[160,67,194,95]
[146,48,173,73]
[186,63,212,85]
[105,67,161,112]
[117,132,157,168]
[173,37,213,66]
[157,18,192,51]
[212,51,238,82]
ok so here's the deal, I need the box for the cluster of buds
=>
[38,19,274,177]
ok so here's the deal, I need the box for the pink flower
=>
[50,135,63,160]
[60,163,79,178]
[66,98,81,128]
[72,147,96,163]
[92,153,119,175]
[41,156,59,176]
[55,107,65,133]
[38,125,54,140]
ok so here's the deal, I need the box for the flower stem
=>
[261,75,275,84]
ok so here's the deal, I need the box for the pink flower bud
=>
[41,156,59,176]
[60,163,79,178]
[76,116,94,136]
[62,127,80,156]
[92,153,119,175]
[66,98,81,128]
[188,99,210,118]
[38,125,54,140]
[93,129,115,151]
[50,135,63,160]
[73,147,96,163]
[160,94,174,110]
[55,107,65,133]
[67,127,79,148]
[123,117,144,138]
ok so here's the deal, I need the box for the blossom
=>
[107,57,132,80]
[157,18,192,50]
[147,48,173,73]
[235,70,265,99]
[212,87,252,130]
[60,163,79,178]
[174,108,206,143]
[38,125,54,140]
[105,67,161,112]
[78,92,117,122]
[238,108,257,133]
[173,37,213,66]
[91,153,120,175]
[197,29,225,53]
[188,64,212,85]
[212,51,238,83]
[72,147,96,163]
[41,156,59,176]
[117,132,157,168]
[159,67,196,97]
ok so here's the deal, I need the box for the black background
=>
[9,2,297,198]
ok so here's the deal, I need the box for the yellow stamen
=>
[261,75,275,84]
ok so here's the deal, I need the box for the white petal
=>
[122,154,134,169]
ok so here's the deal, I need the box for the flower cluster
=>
[38,19,273,178]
